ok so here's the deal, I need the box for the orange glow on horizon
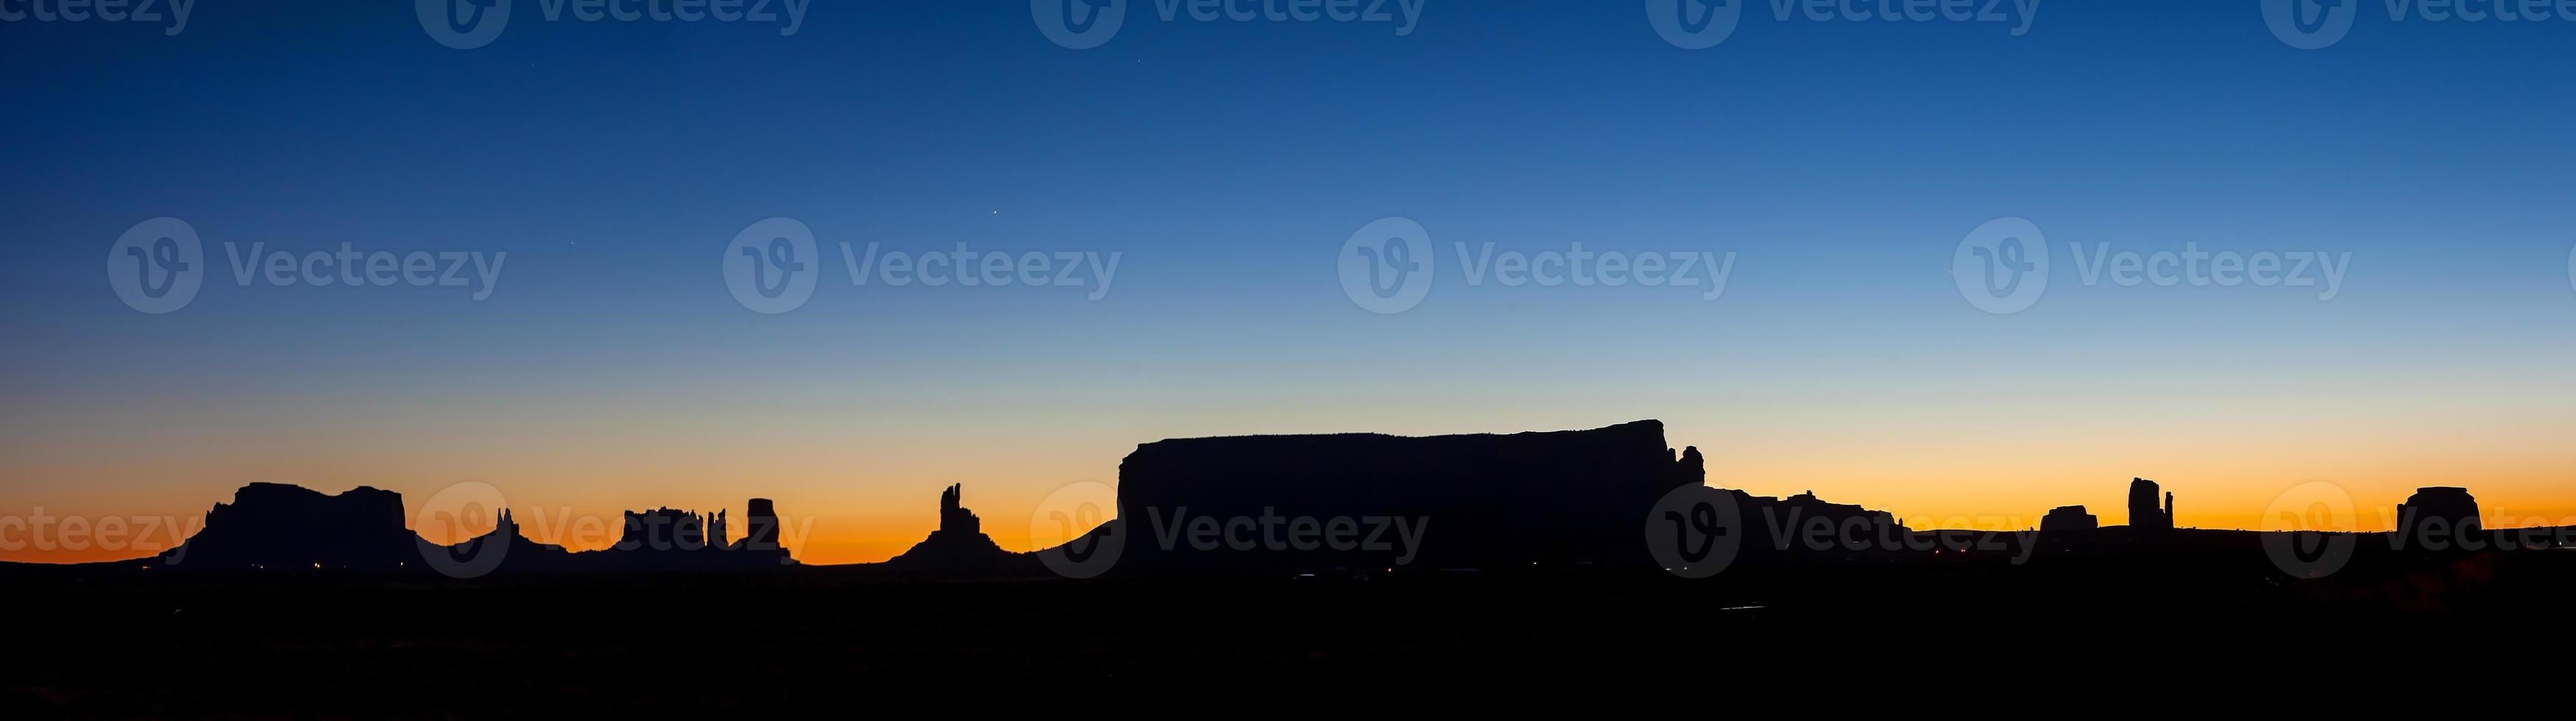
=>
[7,412,2575,566]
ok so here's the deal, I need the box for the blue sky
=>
[4,1,2575,561]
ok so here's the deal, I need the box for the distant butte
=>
[882,483,1019,572]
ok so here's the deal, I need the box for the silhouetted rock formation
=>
[1720,489,1911,558]
[939,483,980,535]
[2128,477,2173,533]
[617,508,719,552]
[477,509,567,560]
[126,483,802,575]
[596,501,796,569]
[1671,444,1707,488]
[158,483,416,569]
[736,498,781,553]
[426,508,574,574]
[885,484,1013,570]
[1104,419,1690,569]
[2041,505,2098,533]
[1667,445,1916,559]
[2397,486,2483,551]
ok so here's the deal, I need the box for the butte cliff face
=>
[2039,505,2099,533]
[160,483,417,569]
[2397,486,2483,550]
[2128,477,2175,533]
[1111,419,1691,569]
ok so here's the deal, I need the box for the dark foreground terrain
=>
[7,544,2572,715]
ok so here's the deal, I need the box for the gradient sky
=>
[4,2,2574,564]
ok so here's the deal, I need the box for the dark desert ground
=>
[7,539,2570,715]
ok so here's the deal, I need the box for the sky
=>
[3,1,2574,564]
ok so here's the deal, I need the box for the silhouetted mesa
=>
[2040,505,2098,533]
[1101,419,1692,569]
[883,483,1014,571]
[159,483,416,569]
[2397,486,2482,551]
[2128,477,2174,533]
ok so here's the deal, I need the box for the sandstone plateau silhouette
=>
[18,420,2566,578]
[13,419,2576,718]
